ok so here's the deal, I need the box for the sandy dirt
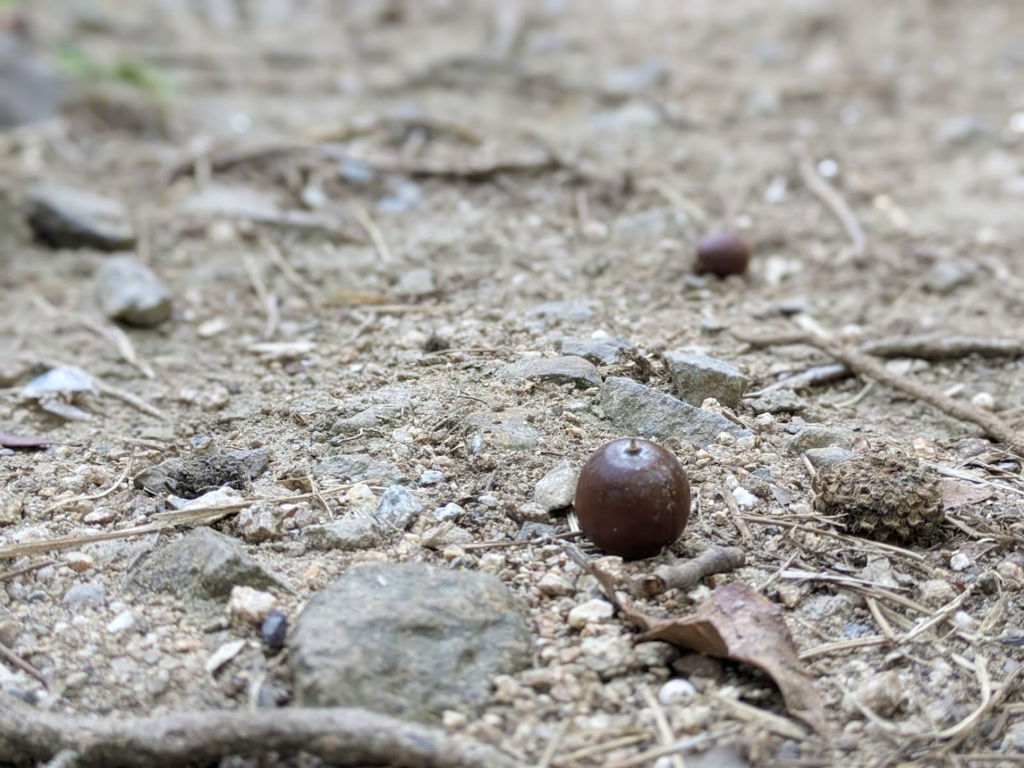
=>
[1,1,1023,766]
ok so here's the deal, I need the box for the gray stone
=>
[0,491,22,526]
[62,583,106,606]
[433,502,465,522]
[662,351,750,408]
[373,485,422,530]
[748,389,807,415]
[464,413,541,454]
[312,453,407,485]
[26,183,135,251]
[288,562,532,723]
[517,521,559,541]
[126,528,290,609]
[418,469,444,486]
[302,516,385,551]
[525,300,595,323]
[393,267,436,298]
[933,115,996,146]
[94,254,172,327]
[499,356,601,389]
[557,336,636,366]
[330,404,403,436]
[611,207,682,240]
[534,461,578,512]
[0,32,62,128]
[133,448,270,497]
[600,377,750,448]
[924,259,977,295]
[804,446,856,470]
[602,60,668,95]
[235,502,280,544]
[783,425,856,456]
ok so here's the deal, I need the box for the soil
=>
[1,1,1023,766]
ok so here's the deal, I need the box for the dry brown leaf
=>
[940,478,994,510]
[636,582,826,735]
[583,561,826,735]
[0,432,78,449]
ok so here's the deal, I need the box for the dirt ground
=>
[1,0,1024,766]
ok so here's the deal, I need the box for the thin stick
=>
[720,487,752,543]
[736,330,1024,457]
[0,488,351,561]
[262,237,320,308]
[904,584,975,642]
[601,732,718,768]
[536,711,573,768]
[348,201,392,264]
[0,560,54,583]
[640,686,686,768]
[93,378,169,422]
[866,596,897,642]
[42,458,133,516]
[29,294,155,379]
[462,531,583,551]
[0,641,49,688]
[243,255,279,340]
[798,154,866,257]
[0,694,514,768]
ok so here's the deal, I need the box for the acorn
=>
[695,233,751,277]
[574,438,691,559]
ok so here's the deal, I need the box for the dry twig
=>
[734,330,1024,456]
[0,694,515,768]
[348,201,393,265]
[637,546,746,597]
[242,255,279,339]
[798,154,866,258]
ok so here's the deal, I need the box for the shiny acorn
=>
[695,232,751,277]
[574,438,691,559]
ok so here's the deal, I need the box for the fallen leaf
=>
[940,479,994,510]
[0,432,78,449]
[578,553,826,735]
[637,582,826,734]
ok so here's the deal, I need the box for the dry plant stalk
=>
[0,695,515,768]
[637,546,746,597]
[735,330,1024,457]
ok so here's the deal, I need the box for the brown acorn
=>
[695,233,751,277]
[574,438,691,559]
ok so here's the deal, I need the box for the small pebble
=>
[228,586,276,625]
[970,392,995,411]
[568,599,614,629]
[658,678,697,705]
[107,610,136,634]
[538,573,574,597]
[65,552,93,573]
[260,609,288,650]
[731,487,757,509]
[419,469,445,486]
[433,502,465,522]
[950,552,972,571]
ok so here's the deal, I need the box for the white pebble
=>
[971,392,995,411]
[732,487,758,509]
[658,678,697,705]
[107,610,136,634]
[950,552,972,571]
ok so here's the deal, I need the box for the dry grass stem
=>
[798,153,866,258]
